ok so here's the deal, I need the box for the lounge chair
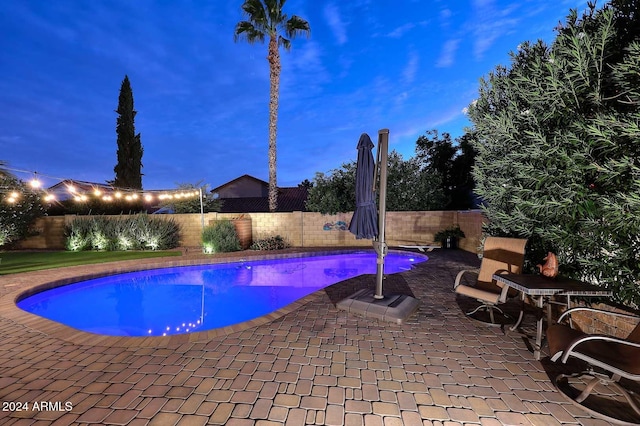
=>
[390,239,440,252]
[453,236,528,324]
[547,307,640,424]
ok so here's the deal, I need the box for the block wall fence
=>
[16,210,487,253]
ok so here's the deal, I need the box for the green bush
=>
[466,3,640,306]
[0,223,16,247]
[202,220,241,253]
[65,214,180,251]
[0,175,45,248]
[133,214,180,250]
[65,218,93,251]
[89,216,114,251]
[434,226,465,246]
[250,235,290,251]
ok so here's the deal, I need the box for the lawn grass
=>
[0,250,182,275]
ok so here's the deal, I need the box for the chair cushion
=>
[547,323,585,357]
[547,324,640,376]
[627,323,640,344]
[455,281,502,304]
[478,237,527,283]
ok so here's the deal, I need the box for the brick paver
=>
[0,248,634,425]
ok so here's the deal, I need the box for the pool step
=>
[335,289,420,324]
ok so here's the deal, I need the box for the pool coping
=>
[0,248,428,348]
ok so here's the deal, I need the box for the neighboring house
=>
[212,174,308,213]
[46,179,113,201]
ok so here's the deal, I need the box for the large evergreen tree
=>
[234,0,310,212]
[113,75,143,189]
[467,2,640,306]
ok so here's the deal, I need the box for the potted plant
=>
[434,225,465,249]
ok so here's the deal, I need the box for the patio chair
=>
[547,307,640,424]
[453,237,527,324]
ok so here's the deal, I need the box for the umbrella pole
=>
[374,129,389,299]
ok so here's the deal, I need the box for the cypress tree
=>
[113,75,143,189]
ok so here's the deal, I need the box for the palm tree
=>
[234,0,310,212]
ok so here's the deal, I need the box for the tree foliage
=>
[113,75,143,190]
[306,151,446,214]
[415,130,478,209]
[159,182,222,214]
[298,179,313,189]
[0,174,45,247]
[467,1,640,306]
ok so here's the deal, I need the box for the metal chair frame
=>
[549,307,640,425]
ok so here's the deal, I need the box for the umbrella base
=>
[336,289,420,324]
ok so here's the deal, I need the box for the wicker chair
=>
[453,237,527,324]
[547,307,640,424]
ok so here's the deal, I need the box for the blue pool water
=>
[17,252,426,336]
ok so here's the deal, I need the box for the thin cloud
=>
[439,8,452,29]
[403,51,419,84]
[436,39,460,68]
[280,40,329,99]
[387,23,415,38]
[324,3,347,45]
[471,0,519,59]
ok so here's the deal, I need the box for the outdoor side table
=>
[492,273,612,360]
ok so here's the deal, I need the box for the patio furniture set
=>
[453,237,640,425]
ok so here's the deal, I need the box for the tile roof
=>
[47,179,113,192]
[211,174,268,193]
[219,187,308,212]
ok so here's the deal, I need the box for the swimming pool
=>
[17,251,427,336]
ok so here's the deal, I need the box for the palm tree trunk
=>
[267,36,280,212]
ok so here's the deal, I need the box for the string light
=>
[1,166,202,205]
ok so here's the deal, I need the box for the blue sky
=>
[1,0,585,191]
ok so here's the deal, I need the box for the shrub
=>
[0,223,17,247]
[65,218,93,251]
[133,214,180,250]
[202,220,241,253]
[65,214,180,251]
[90,216,115,251]
[250,235,290,251]
[434,226,465,246]
[466,3,640,306]
[0,175,45,248]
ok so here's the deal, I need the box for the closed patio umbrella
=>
[338,130,418,322]
[348,130,389,299]
[348,133,378,240]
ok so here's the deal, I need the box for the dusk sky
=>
[1,0,584,191]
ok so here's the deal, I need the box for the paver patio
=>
[0,248,626,425]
